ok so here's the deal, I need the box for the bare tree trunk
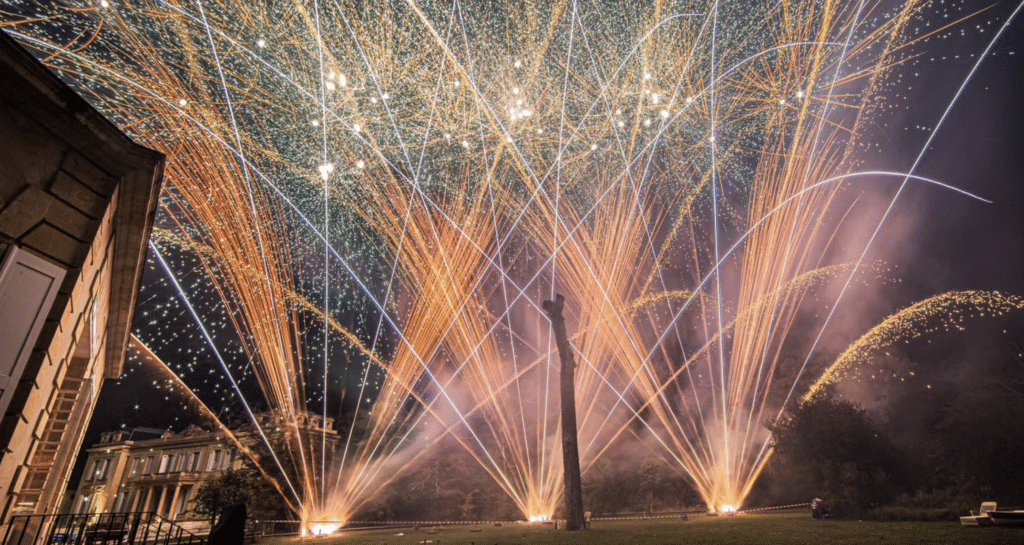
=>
[543,294,585,531]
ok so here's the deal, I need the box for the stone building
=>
[70,412,338,532]
[69,425,242,530]
[0,29,163,525]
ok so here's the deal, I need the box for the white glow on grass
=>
[304,521,343,537]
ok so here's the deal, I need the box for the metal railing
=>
[3,511,206,545]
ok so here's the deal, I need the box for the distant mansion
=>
[70,412,338,529]
[69,425,240,525]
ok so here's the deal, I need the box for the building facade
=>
[0,29,164,526]
[69,426,241,529]
[70,412,339,531]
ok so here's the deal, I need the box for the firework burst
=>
[3,0,1018,525]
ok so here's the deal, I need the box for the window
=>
[96,459,111,480]
[89,294,99,358]
[158,455,169,474]
[131,457,143,477]
[191,452,200,472]
[175,486,191,517]
[144,456,154,475]
[208,450,221,472]
[84,461,94,481]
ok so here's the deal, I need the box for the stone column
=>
[129,487,143,512]
[168,485,181,520]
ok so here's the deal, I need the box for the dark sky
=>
[881,1,1023,298]
[68,0,1024,493]
[824,0,1024,437]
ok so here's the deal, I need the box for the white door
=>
[0,246,66,417]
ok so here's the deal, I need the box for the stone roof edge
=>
[0,30,166,380]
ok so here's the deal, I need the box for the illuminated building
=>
[68,426,241,531]
[0,31,163,524]
[69,412,337,532]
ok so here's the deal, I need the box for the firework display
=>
[2,0,1018,531]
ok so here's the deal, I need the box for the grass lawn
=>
[256,511,1022,544]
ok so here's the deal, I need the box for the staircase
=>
[2,511,205,544]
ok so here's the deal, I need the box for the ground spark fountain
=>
[4,0,1020,528]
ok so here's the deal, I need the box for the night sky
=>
[83,0,1024,492]
[3,0,1021,507]
[97,1,1023,428]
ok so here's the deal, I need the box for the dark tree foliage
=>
[765,395,908,517]
[190,468,281,527]
[353,435,520,522]
[931,353,1024,501]
[583,456,701,515]
[229,416,340,523]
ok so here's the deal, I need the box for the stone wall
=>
[0,31,163,523]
